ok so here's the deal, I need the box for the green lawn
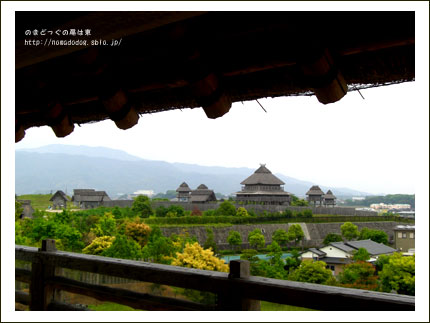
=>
[17,194,53,210]
[88,302,141,311]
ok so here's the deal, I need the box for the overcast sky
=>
[14,81,425,195]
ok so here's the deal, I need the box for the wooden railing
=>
[15,240,415,311]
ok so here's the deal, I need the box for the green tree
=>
[290,195,309,206]
[236,207,249,217]
[302,209,313,218]
[272,229,289,248]
[359,227,388,245]
[82,236,115,255]
[167,205,185,217]
[282,209,294,218]
[112,206,122,219]
[142,227,176,264]
[240,249,259,263]
[215,201,236,216]
[340,222,359,240]
[131,195,153,218]
[284,250,302,272]
[379,253,415,295]
[352,248,371,261]
[91,212,117,237]
[227,230,242,251]
[374,254,390,273]
[203,228,218,254]
[338,261,378,291]
[323,233,343,245]
[102,235,143,260]
[124,221,152,248]
[54,223,85,251]
[288,224,305,247]
[248,229,265,249]
[15,201,24,221]
[155,205,168,217]
[288,261,333,284]
[251,242,288,280]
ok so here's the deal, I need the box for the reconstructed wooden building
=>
[236,164,291,205]
[72,189,111,209]
[306,185,325,206]
[190,184,217,203]
[323,190,337,207]
[176,182,192,202]
[16,199,34,219]
[49,190,69,209]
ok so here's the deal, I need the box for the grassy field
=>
[17,194,76,210]
[17,194,53,210]
[88,302,140,311]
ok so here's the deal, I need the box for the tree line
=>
[15,199,414,297]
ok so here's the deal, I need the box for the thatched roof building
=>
[323,190,337,206]
[72,189,111,209]
[15,12,414,142]
[176,182,192,193]
[236,164,291,205]
[176,182,192,202]
[306,185,325,206]
[190,184,217,203]
[240,164,285,186]
[16,199,34,219]
[49,190,69,209]
[306,185,325,196]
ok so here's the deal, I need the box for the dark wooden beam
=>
[15,244,415,311]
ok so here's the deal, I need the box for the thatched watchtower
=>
[306,185,325,206]
[236,164,291,205]
[176,182,192,202]
[323,190,337,207]
[190,184,217,203]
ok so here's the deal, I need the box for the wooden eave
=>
[15,11,415,142]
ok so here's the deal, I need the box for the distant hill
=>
[15,145,370,198]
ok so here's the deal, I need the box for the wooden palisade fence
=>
[15,239,415,311]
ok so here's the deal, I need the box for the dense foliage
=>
[227,230,242,251]
[248,229,265,249]
[379,253,415,295]
[290,195,309,207]
[15,204,414,297]
[288,261,333,284]
[171,242,229,272]
[358,227,388,245]
[323,233,343,245]
[340,222,359,240]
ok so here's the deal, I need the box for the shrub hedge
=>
[143,214,411,226]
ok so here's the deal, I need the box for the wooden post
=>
[29,239,57,310]
[217,260,260,310]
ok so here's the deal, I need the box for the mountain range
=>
[15,144,370,198]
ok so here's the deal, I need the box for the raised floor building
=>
[235,164,291,205]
